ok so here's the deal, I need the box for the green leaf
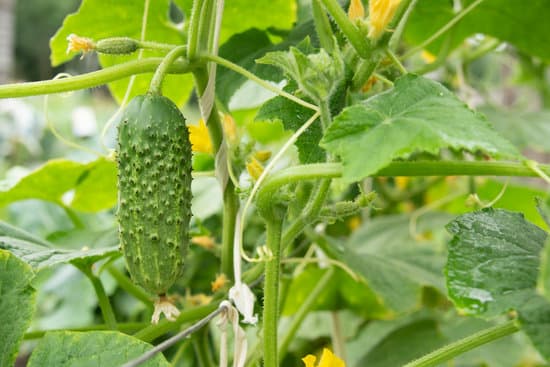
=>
[0,219,52,247]
[256,93,324,163]
[338,212,451,313]
[517,295,550,361]
[218,0,296,45]
[0,237,118,271]
[480,107,550,153]
[0,249,36,367]
[446,208,548,317]
[49,0,193,105]
[355,318,447,367]
[282,267,386,318]
[0,158,117,212]
[27,331,170,366]
[321,74,521,182]
[405,0,550,61]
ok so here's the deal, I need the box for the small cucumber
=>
[117,93,192,297]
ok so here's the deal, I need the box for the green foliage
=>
[0,158,117,212]
[405,0,550,61]
[49,0,193,105]
[322,74,520,182]
[27,331,169,366]
[0,249,36,367]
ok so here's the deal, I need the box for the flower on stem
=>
[368,0,402,41]
[66,34,95,56]
[151,295,180,324]
[212,273,229,292]
[246,157,264,181]
[189,119,213,154]
[302,348,345,367]
[348,0,365,21]
[222,113,238,144]
[192,235,216,250]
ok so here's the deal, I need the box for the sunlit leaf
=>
[0,249,36,367]
[322,74,520,182]
[446,208,547,317]
[27,331,169,366]
[50,0,193,105]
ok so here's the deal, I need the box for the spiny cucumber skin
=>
[117,94,192,296]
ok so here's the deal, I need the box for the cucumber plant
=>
[0,0,550,367]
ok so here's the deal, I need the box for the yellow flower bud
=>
[222,113,238,144]
[66,34,95,55]
[246,157,264,181]
[348,0,365,21]
[368,0,402,41]
[211,273,229,292]
[254,150,272,162]
[188,119,213,154]
[191,235,216,250]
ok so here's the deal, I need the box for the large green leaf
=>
[322,74,520,182]
[256,92,324,163]
[405,0,550,61]
[27,331,169,366]
[0,249,36,367]
[480,107,550,154]
[0,158,117,212]
[282,266,386,318]
[517,295,550,361]
[446,208,548,317]
[0,236,118,271]
[356,318,447,367]
[338,212,451,313]
[49,0,193,105]
[0,219,52,247]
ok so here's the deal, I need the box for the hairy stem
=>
[134,303,218,342]
[263,216,284,367]
[256,160,550,211]
[279,267,334,356]
[107,266,152,305]
[0,59,192,98]
[319,0,371,58]
[404,320,519,367]
[149,46,188,95]
[80,267,117,330]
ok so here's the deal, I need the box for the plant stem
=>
[256,160,550,210]
[402,0,485,60]
[279,267,334,357]
[187,0,204,60]
[123,304,227,367]
[319,0,371,59]
[201,54,318,111]
[389,0,419,51]
[134,303,218,342]
[149,46,188,95]
[404,320,519,367]
[0,58,192,98]
[193,66,238,282]
[386,48,408,74]
[80,267,117,330]
[222,188,238,280]
[107,266,152,305]
[312,0,336,54]
[192,327,216,367]
[23,322,147,340]
[263,216,284,367]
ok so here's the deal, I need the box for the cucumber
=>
[117,94,192,297]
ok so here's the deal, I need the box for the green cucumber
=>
[117,93,192,297]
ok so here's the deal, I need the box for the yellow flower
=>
[253,150,272,162]
[222,113,238,144]
[421,50,436,63]
[191,235,216,250]
[368,0,402,41]
[66,34,95,55]
[348,0,365,21]
[246,157,264,181]
[302,348,345,367]
[211,273,229,292]
[188,119,213,154]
